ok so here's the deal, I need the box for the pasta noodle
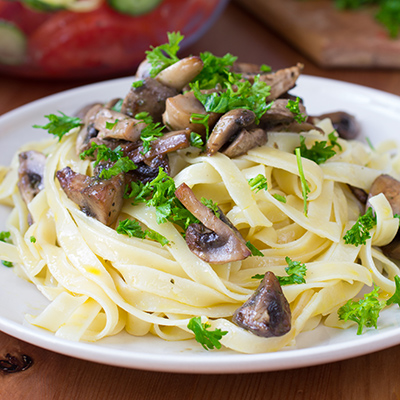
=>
[1,60,400,353]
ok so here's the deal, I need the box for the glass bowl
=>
[0,0,228,79]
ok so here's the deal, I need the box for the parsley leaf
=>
[201,197,220,217]
[116,218,169,246]
[33,111,82,141]
[30,236,36,243]
[191,51,238,90]
[0,231,13,268]
[252,256,307,284]
[145,31,184,77]
[99,157,137,179]
[80,142,123,167]
[386,275,400,306]
[187,317,228,350]
[338,285,386,335]
[343,207,377,246]
[135,112,165,154]
[296,135,337,165]
[190,113,210,142]
[273,193,286,203]
[189,131,204,149]
[126,168,199,230]
[248,174,268,193]
[246,241,264,257]
[191,74,271,123]
[295,147,310,217]
[286,97,306,123]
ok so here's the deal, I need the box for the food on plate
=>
[1,32,400,354]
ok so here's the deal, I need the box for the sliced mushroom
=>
[222,128,267,158]
[309,111,359,140]
[162,91,220,134]
[120,78,178,123]
[368,174,400,259]
[260,63,303,101]
[349,185,368,205]
[260,99,307,127]
[75,104,103,155]
[56,166,124,226]
[206,108,256,156]
[135,59,152,79]
[18,150,46,205]
[156,56,203,91]
[232,271,291,338]
[94,107,147,142]
[175,183,251,264]
[125,129,191,163]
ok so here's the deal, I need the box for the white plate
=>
[1,76,400,374]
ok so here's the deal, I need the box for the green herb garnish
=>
[296,135,338,165]
[0,231,13,268]
[187,317,228,350]
[33,111,82,141]
[201,197,220,218]
[135,112,165,154]
[99,157,137,179]
[286,97,306,124]
[343,207,377,246]
[246,241,264,257]
[295,147,310,216]
[80,142,123,167]
[248,174,268,193]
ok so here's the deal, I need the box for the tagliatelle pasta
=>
[0,108,399,354]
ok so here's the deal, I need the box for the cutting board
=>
[235,0,400,68]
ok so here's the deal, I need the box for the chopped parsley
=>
[135,112,165,154]
[99,157,137,179]
[116,218,169,246]
[132,80,144,88]
[248,174,268,193]
[252,256,307,285]
[191,51,238,90]
[246,241,264,257]
[0,231,13,268]
[260,64,272,72]
[286,97,307,123]
[145,31,184,77]
[190,73,271,123]
[187,317,228,350]
[273,193,287,203]
[125,168,199,229]
[190,113,210,142]
[338,285,386,335]
[80,142,124,167]
[189,132,204,149]
[295,147,310,217]
[111,99,123,112]
[343,207,377,246]
[33,111,82,141]
[30,236,36,243]
[200,197,220,218]
[296,135,338,165]
[105,119,119,130]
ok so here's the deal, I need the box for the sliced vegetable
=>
[108,0,162,16]
[0,20,26,65]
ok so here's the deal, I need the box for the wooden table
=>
[1,3,400,399]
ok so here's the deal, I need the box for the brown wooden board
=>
[235,0,400,68]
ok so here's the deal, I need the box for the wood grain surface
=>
[2,3,400,399]
[235,0,400,68]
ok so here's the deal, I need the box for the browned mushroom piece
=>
[309,111,360,140]
[126,155,170,185]
[261,63,304,101]
[156,56,204,91]
[94,107,147,142]
[125,130,191,164]
[162,90,220,134]
[260,99,307,128]
[368,174,400,259]
[18,150,46,205]
[349,185,368,205]
[232,271,292,338]
[174,183,251,264]
[56,166,124,226]
[206,109,256,156]
[222,128,267,158]
[75,104,103,155]
[120,78,178,123]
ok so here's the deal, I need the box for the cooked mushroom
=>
[94,107,147,142]
[349,185,368,204]
[75,104,102,155]
[120,78,178,123]
[222,128,267,158]
[135,59,152,79]
[56,166,124,226]
[260,99,307,128]
[125,130,191,163]
[174,183,251,264]
[206,109,256,156]
[162,90,220,134]
[18,150,46,205]
[368,174,400,259]
[309,111,359,140]
[126,155,170,185]
[232,271,291,338]
[259,63,304,101]
[156,56,203,91]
